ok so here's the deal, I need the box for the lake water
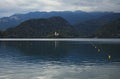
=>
[0,41,120,79]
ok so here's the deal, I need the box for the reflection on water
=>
[0,41,120,79]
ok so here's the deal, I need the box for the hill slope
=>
[94,19,120,38]
[3,16,78,38]
[75,13,120,35]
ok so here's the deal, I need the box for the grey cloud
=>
[60,0,120,12]
[0,0,120,18]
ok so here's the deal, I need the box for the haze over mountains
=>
[0,11,120,38]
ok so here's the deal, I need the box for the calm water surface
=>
[0,41,120,79]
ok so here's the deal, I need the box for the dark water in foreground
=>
[0,41,120,79]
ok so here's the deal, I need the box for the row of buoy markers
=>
[91,44,111,60]
[91,44,101,53]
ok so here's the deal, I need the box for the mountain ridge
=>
[0,11,112,30]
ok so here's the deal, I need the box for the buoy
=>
[98,49,100,52]
[108,55,111,59]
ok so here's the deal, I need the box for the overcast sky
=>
[0,0,120,18]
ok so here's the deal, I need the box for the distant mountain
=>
[0,11,110,30]
[94,19,120,38]
[3,16,78,38]
[75,13,120,35]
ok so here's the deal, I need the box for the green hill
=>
[75,13,120,35]
[3,16,78,38]
[94,19,120,38]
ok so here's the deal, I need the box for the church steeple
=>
[54,32,59,37]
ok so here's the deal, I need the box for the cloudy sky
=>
[0,0,120,17]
